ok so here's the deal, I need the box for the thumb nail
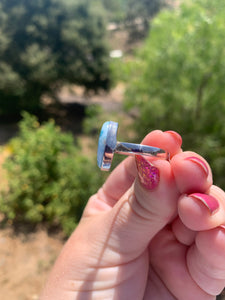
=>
[135,155,160,190]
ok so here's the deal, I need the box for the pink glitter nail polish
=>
[135,155,160,190]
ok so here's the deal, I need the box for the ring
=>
[97,121,169,171]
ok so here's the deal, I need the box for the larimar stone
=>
[97,121,118,170]
[97,121,110,169]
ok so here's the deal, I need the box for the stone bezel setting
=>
[97,121,118,171]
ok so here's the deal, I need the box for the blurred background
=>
[0,0,224,299]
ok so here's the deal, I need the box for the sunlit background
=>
[0,0,224,298]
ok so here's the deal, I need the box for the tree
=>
[125,0,225,188]
[124,0,172,40]
[0,0,111,115]
[100,0,125,22]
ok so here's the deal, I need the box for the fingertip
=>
[141,130,182,158]
[134,156,179,229]
[178,193,224,231]
[171,151,212,194]
[135,156,174,193]
[164,130,182,148]
[135,155,160,191]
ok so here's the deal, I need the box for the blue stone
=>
[97,121,110,169]
[97,121,118,170]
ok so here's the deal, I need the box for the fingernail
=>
[165,131,182,147]
[189,193,219,215]
[135,155,160,190]
[185,156,209,177]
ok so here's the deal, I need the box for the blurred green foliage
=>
[0,112,104,235]
[110,57,135,83]
[124,0,170,40]
[101,0,126,22]
[83,104,104,136]
[125,0,225,188]
[0,0,111,115]
[101,0,171,34]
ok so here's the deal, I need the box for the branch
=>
[195,72,212,120]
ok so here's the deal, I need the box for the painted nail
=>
[189,193,219,215]
[135,155,160,190]
[165,131,182,147]
[185,156,209,177]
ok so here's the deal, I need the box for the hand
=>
[40,130,225,300]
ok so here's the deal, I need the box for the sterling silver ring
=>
[97,121,168,171]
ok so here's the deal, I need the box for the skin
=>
[40,130,225,300]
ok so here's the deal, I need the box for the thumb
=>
[108,155,179,256]
[107,131,182,256]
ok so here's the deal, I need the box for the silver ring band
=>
[97,121,169,171]
[115,141,166,157]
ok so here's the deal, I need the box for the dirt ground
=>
[0,227,63,300]
[0,148,64,300]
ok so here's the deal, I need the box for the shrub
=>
[0,112,104,235]
[124,0,225,189]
